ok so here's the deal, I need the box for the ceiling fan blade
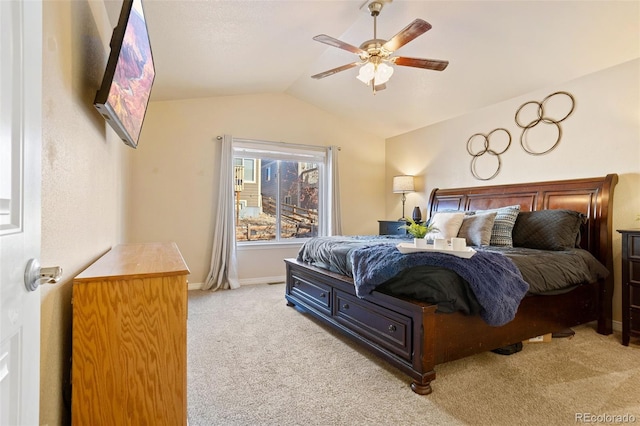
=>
[393,56,449,71]
[311,62,360,79]
[382,19,432,52]
[374,83,387,91]
[313,34,366,55]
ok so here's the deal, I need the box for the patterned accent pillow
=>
[475,205,521,247]
[427,212,465,240]
[457,211,498,246]
[512,209,585,250]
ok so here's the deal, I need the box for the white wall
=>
[128,93,386,286]
[386,59,640,322]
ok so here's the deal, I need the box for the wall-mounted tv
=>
[94,0,155,149]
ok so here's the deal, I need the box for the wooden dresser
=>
[618,229,640,346]
[71,242,190,425]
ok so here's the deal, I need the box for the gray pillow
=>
[512,209,585,250]
[475,205,521,247]
[457,211,498,246]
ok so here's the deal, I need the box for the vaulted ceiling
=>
[106,0,639,139]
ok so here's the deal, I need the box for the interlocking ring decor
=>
[514,91,575,156]
[466,128,512,181]
[465,91,575,180]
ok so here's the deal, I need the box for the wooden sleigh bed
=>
[284,174,618,394]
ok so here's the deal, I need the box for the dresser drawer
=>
[290,274,332,315]
[333,290,412,360]
[630,261,640,334]
[630,260,640,283]
[630,234,640,258]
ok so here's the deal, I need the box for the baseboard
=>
[239,276,286,286]
[188,282,203,291]
[612,320,622,332]
[188,276,286,291]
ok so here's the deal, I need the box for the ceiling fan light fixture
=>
[311,1,448,92]
[356,62,376,84]
[374,62,394,85]
[356,61,394,86]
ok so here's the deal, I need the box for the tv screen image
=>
[94,0,154,148]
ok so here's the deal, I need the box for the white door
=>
[0,1,42,425]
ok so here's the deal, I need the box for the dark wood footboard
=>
[285,258,602,394]
[285,258,439,394]
[285,174,618,394]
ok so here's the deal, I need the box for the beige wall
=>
[37,0,638,424]
[128,94,386,285]
[40,1,129,424]
[385,59,640,323]
[39,1,386,421]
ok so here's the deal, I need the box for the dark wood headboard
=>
[427,174,618,272]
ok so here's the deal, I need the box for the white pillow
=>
[428,212,465,240]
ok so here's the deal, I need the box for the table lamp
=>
[392,175,415,220]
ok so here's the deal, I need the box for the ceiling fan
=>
[311,0,449,93]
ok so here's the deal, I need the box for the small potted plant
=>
[399,219,438,248]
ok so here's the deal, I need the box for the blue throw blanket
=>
[350,244,529,327]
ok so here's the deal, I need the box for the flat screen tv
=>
[94,0,155,149]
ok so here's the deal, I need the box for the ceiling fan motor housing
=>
[359,39,390,61]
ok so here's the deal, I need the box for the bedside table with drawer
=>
[378,220,407,236]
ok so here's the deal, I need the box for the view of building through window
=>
[233,156,320,242]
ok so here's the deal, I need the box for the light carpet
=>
[187,283,640,426]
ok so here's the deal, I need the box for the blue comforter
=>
[350,244,529,326]
[297,236,608,327]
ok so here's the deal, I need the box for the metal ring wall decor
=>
[466,128,512,181]
[514,91,575,156]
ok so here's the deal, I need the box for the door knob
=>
[24,258,63,292]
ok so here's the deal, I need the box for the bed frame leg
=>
[410,369,436,395]
[411,379,433,395]
[597,277,613,335]
[597,317,612,335]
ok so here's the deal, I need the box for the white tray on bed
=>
[396,243,477,259]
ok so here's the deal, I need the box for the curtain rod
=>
[215,136,340,150]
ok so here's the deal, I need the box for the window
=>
[232,139,330,243]
[233,158,256,183]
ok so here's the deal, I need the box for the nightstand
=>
[378,220,407,236]
[618,229,640,346]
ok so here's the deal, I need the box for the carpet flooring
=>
[187,283,640,426]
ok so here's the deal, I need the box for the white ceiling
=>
[106,0,639,139]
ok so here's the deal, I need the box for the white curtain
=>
[203,134,240,291]
[328,145,342,235]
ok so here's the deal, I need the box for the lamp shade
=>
[392,175,415,193]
